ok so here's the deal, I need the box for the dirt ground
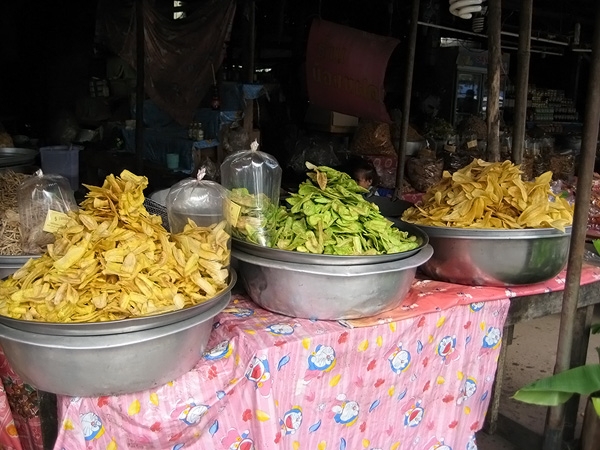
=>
[477,308,600,450]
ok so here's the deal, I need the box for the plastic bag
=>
[288,134,341,174]
[406,156,444,193]
[17,170,78,255]
[350,120,396,156]
[220,140,282,246]
[166,168,230,237]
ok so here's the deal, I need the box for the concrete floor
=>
[476,310,600,450]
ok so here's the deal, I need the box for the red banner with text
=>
[306,19,400,124]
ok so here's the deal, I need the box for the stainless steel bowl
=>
[232,220,428,266]
[0,271,236,336]
[0,148,39,168]
[233,245,433,320]
[0,255,40,280]
[0,294,231,396]
[417,225,571,286]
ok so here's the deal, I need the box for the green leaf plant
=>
[513,324,600,417]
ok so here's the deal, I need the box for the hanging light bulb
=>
[449,0,483,20]
[471,6,487,33]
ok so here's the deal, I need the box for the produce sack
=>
[351,120,396,156]
[0,170,31,256]
[406,147,444,193]
[17,170,78,255]
[166,168,231,255]
[287,133,341,175]
[220,140,282,246]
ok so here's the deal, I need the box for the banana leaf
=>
[513,364,600,417]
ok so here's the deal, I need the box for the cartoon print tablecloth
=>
[342,264,600,328]
[52,293,509,450]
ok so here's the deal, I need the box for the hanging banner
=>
[306,19,401,124]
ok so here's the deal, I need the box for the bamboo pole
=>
[543,2,600,448]
[486,0,502,162]
[394,0,420,199]
[135,0,145,174]
[511,0,533,164]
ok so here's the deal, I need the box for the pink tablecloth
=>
[13,263,599,450]
[52,293,509,450]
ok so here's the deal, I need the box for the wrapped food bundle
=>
[0,170,31,256]
[402,159,573,231]
[406,146,444,193]
[17,170,78,255]
[0,170,231,323]
[221,140,282,246]
[166,168,230,233]
[350,120,397,156]
[268,162,420,255]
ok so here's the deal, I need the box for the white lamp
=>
[449,0,484,20]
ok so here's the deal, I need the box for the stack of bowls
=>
[233,221,433,320]
[0,271,236,396]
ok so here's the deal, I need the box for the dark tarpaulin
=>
[96,0,236,126]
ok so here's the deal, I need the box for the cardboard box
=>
[304,105,359,133]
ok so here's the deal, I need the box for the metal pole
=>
[135,0,145,174]
[511,0,532,164]
[543,2,600,449]
[394,0,420,199]
[486,0,502,162]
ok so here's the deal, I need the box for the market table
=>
[3,265,600,450]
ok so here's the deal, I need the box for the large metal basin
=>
[0,271,236,336]
[233,245,433,320]
[0,148,39,168]
[232,220,428,266]
[417,225,571,286]
[0,294,231,397]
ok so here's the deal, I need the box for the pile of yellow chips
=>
[0,170,231,323]
[402,159,574,231]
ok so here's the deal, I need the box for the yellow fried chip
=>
[0,170,231,323]
[402,159,574,230]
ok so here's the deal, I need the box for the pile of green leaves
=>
[229,188,282,247]
[268,163,420,255]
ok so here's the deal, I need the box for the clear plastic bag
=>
[406,156,444,193]
[166,167,230,235]
[220,140,282,246]
[17,170,78,255]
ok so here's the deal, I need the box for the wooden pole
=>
[243,0,256,133]
[394,0,420,199]
[543,2,600,449]
[486,0,501,162]
[135,0,145,174]
[511,0,532,164]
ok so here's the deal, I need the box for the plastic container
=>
[40,145,82,191]
[220,140,282,247]
[17,170,78,255]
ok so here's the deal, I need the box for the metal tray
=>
[232,219,428,266]
[0,165,39,175]
[0,148,39,168]
[0,270,236,336]
[0,255,39,265]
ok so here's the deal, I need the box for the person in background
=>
[344,156,393,198]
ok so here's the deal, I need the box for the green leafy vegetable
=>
[593,239,600,256]
[269,162,420,255]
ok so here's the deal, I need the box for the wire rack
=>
[143,198,169,231]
